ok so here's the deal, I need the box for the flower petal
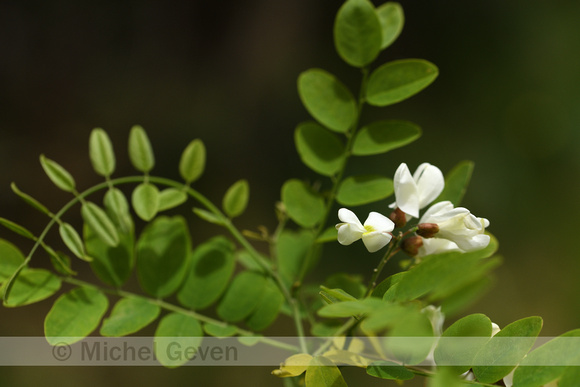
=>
[337,223,364,245]
[393,163,420,218]
[338,208,363,228]
[362,231,392,253]
[417,238,460,257]
[364,212,394,233]
[415,163,445,209]
[453,233,490,252]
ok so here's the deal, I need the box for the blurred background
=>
[1,0,579,385]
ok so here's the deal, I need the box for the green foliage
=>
[45,286,109,345]
[473,316,543,383]
[158,188,188,212]
[179,139,206,184]
[512,329,580,386]
[136,216,190,298]
[128,125,155,173]
[132,183,160,221]
[85,223,134,288]
[222,179,250,218]
[100,297,160,337]
[297,69,357,133]
[217,271,267,323]
[10,183,51,216]
[336,174,393,206]
[177,236,235,310]
[352,120,421,156]
[366,360,414,380]
[40,154,76,193]
[59,223,90,261]
[376,2,404,49]
[281,179,325,228]
[334,0,382,68]
[245,278,284,331]
[436,160,475,206]
[154,312,203,368]
[89,128,116,177]
[305,356,348,387]
[366,59,439,106]
[433,313,493,375]
[3,268,61,307]
[81,201,120,247]
[295,122,345,176]
[0,239,25,283]
[276,229,316,287]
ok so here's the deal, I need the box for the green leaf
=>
[154,312,203,368]
[324,273,366,299]
[100,297,160,337]
[192,208,225,225]
[203,323,237,337]
[39,154,76,192]
[81,201,119,247]
[352,120,421,156]
[559,366,580,387]
[318,298,383,318]
[436,161,475,206]
[294,122,345,176]
[366,59,438,106]
[177,236,236,310]
[472,316,543,384]
[158,188,187,212]
[281,179,325,228]
[277,229,315,287]
[89,128,116,177]
[334,0,382,67]
[305,356,348,387]
[336,174,393,206]
[179,139,206,183]
[45,286,109,345]
[393,250,493,302]
[366,360,414,380]
[132,183,160,221]
[316,227,338,243]
[128,125,155,172]
[136,216,190,298]
[440,276,494,317]
[85,223,134,288]
[217,271,267,323]
[428,368,470,387]
[297,69,357,133]
[49,251,75,276]
[376,2,404,49]
[245,279,284,331]
[222,179,249,218]
[3,268,61,307]
[11,183,51,215]
[0,239,25,283]
[59,223,90,261]
[103,187,133,233]
[0,217,36,240]
[433,314,493,375]
[319,286,357,304]
[512,329,580,387]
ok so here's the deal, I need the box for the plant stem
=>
[364,235,401,298]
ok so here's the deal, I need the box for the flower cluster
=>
[336,162,490,255]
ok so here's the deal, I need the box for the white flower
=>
[419,201,490,252]
[336,208,394,253]
[390,163,445,219]
[417,238,462,257]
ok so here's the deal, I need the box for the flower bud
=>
[417,223,440,238]
[401,236,423,256]
[389,207,407,228]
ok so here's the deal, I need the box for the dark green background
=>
[1,1,579,385]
